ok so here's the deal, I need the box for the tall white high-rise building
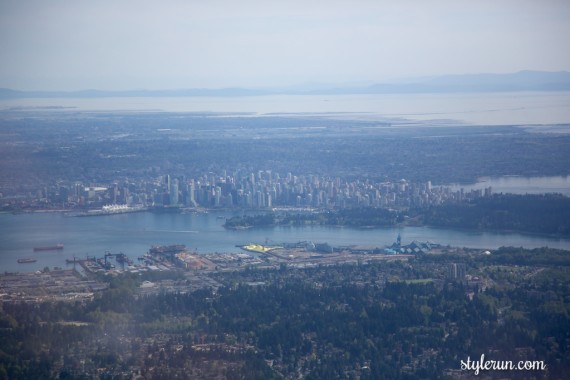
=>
[214,186,222,207]
[188,182,197,206]
[170,179,179,206]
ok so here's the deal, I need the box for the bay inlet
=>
[2,210,570,273]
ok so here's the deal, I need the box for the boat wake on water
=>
[143,229,199,233]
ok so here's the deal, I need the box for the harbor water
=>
[2,210,570,273]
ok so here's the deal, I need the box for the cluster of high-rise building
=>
[1,169,493,211]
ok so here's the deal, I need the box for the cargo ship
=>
[149,244,186,254]
[18,258,37,263]
[33,244,64,252]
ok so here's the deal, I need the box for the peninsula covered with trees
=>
[225,193,570,237]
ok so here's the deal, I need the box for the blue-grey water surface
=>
[2,210,570,273]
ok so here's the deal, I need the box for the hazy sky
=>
[1,0,569,91]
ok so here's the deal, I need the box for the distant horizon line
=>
[1,70,570,97]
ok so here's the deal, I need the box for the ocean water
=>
[1,91,570,126]
[449,176,570,196]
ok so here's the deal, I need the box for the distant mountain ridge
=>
[1,70,569,99]
[415,70,570,91]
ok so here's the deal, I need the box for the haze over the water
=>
[1,0,569,91]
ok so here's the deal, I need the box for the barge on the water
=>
[18,258,37,263]
[33,244,64,252]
